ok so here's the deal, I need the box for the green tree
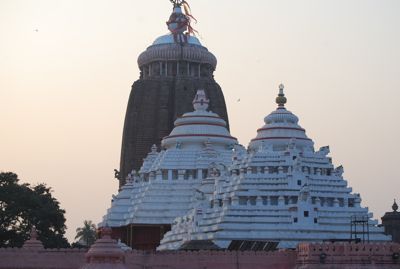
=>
[75,220,97,247]
[0,172,69,248]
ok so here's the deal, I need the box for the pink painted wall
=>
[125,249,296,269]
[0,243,399,269]
[0,248,86,269]
[297,242,400,269]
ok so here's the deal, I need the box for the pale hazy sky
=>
[1,0,399,242]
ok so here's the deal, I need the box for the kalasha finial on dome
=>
[276,84,287,108]
[393,199,399,212]
[170,0,184,7]
[193,89,209,111]
[167,0,197,43]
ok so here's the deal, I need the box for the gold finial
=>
[276,84,287,108]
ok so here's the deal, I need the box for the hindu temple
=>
[1,1,399,269]
[100,0,393,251]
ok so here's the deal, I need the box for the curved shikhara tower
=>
[119,2,229,186]
[102,90,237,250]
[158,85,390,250]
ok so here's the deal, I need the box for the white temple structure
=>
[102,86,390,250]
[101,90,237,248]
[156,85,390,250]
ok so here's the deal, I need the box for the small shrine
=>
[382,200,400,243]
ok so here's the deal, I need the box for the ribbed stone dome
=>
[137,42,217,69]
[249,85,314,151]
[162,89,236,149]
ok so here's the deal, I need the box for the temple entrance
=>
[112,224,171,250]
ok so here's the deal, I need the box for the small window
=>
[297,180,302,186]
[294,217,298,223]
[172,170,178,180]
[184,170,190,180]
[162,170,168,180]
[348,199,354,207]
[314,218,318,223]
[239,197,247,205]
[270,197,278,205]
[252,167,257,174]
[304,211,309,217]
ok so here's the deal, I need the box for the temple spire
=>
[276,83,287,108]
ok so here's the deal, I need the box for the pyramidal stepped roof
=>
[157,85,390,250]
[101,90,237,227]
[102,86,390,250]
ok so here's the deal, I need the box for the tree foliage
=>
[74,220,97,247]
[0,172,69,248]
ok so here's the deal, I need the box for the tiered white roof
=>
[100,90,237,227]
[249,84,314,152]
[158,85,390,250]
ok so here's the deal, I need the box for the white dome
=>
[162,90,237,150]
[249,85,314,151]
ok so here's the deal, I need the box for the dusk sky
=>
[1,0,399,242]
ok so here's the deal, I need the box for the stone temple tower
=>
[119,1,229,186]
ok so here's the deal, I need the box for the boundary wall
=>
[0,243,399,269]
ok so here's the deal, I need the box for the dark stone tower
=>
[119,2,229,186]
